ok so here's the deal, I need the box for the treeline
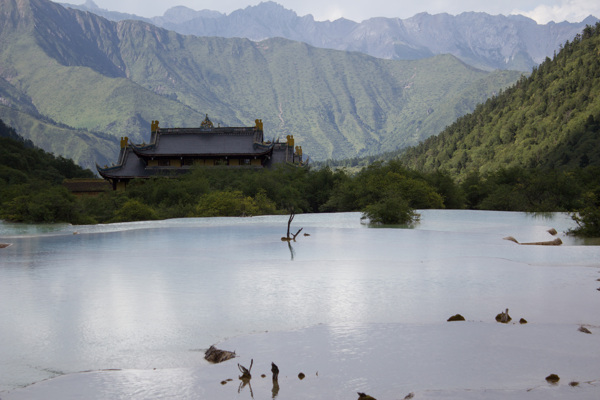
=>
[74,162,600,236]
[2,127,599,236]
[70,161,454,225]
[0,121,95,224]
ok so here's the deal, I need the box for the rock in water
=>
[495,308,512,323]
[578,325,592,334]
[204,345,236,363]
[447,314,465,321]
[546,373,560,383]
[357,393,377,400]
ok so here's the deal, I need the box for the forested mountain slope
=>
[402,23,600,179]
[0,0,520,166]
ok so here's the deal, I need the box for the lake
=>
[1,210,599,399]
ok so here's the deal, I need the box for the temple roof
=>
[133,127,272,158]
[95,119,301,181]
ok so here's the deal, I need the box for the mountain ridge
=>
[0,0,522,167]
[61,1,598,72]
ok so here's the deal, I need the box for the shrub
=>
[570,192,600,237]
[361,195,420,225]
[195,190,259,217]
[112,199,159,222]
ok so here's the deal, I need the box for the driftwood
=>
[237,359,254,397]
[271,362,279,381]
[238,359,253,381]
[0,243,11,249]
[503,236,562,246]
[204,345,236,363]
[281,212,303,241]
[271,362,280,397]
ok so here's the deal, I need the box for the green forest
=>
[2,24,600,237]
[401,23,600,176]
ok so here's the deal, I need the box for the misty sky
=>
[78,0,599,24]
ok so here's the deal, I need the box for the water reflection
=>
[287,241,295,260]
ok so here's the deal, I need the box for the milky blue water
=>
[0,211,598,394]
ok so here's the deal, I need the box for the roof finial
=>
[201,114,214,128]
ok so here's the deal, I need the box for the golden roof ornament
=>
[201,114,214,128]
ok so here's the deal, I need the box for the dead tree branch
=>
[281,211,303,242]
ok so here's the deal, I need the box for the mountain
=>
[62,1,598,72]
[0,0,522,166]
[401,23,600,177]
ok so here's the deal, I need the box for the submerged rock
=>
[578,325,592,334]
[447,314,465,321]
[495,309,512,323]
[204,345,236,363]
[357,393,377,400]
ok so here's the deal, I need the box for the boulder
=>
[447,314,465,321]
[495,309,512,323]
[578,325,592,334]
[204,345,236,363]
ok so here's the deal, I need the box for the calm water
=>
[0,210,598,393]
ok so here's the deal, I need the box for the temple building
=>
[97,116,305,190]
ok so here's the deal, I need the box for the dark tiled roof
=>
[134,128,271,157]
[95,124,302,180]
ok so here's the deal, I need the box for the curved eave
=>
[96,162,122,174]
[96,163,135,180]
[97,170,135,180]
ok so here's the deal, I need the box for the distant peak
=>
[244,1,296,15]
[83,0,99,9]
